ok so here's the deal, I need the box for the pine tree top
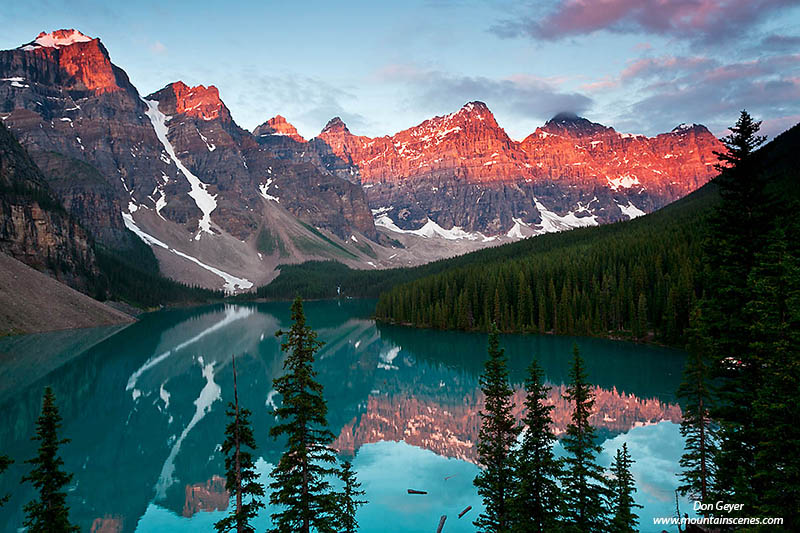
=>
[714,110,767,170]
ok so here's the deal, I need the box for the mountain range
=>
[0,29,722,294]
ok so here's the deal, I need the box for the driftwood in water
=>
[407,489,427,495]
[436,515,447,533]
[458,505,472,518]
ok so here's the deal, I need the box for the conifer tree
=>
[21,387,78,533]
[0,454,11,507]
[269,297,339,533]
[215,355,265,533]
[701,110,768,510]
[511,358,563,532]
[713,110,767,173]
[474,324,520,533]
[635,293,647,339]
[747,224,800,527]
[608,443,641,533]
[561,345,609,533]
[676,323,717,508]
[336,460,367,533]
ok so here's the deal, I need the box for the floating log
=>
[458,505,472,519]
[436,515,447,533]
[407,489,427,495]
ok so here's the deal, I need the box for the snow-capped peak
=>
[435,101,495,128]
[460,101,489,114]
[450,101,491,120]
[27,29,93,49]
[671,123,702,133]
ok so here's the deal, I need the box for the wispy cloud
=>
[492,0,798,44]
[226,69,369,138]
[758,33,800,52]
[374,64,593,125]
[605,53,800,136]
[149,41,167,54]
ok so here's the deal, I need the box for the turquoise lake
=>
[0,300,693,532]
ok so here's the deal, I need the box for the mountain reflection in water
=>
[0,300,690,532]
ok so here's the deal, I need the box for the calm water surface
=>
[0,300,692,532]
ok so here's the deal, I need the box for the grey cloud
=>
[376,65,593,124]
[221,69,369,137]
[758,33,800,52]
[611,53,800,137]
[490,0,799,45]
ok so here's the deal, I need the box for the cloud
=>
[619,56,714,81]
[226,70,369,138]
[149,41,166,54]
[492,0,798,44]
[374,64,593,124]
[758,33,800,52]
[607,53,800,137]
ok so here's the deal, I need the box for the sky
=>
[3,0,800,140]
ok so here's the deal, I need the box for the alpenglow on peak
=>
[22,29,93,50]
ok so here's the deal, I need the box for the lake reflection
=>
[0,300,690,532]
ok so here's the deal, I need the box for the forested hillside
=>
[372,123,799,345]
[256,182,712,304]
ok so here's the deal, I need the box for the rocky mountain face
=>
[0,30,180,251]
[253,114,304,142]
[0,29,723,292]
[145,81,377,242]
[311,102,722,236]
[253,115,362,184]
[1,31,382,292]
[0,122,99,293]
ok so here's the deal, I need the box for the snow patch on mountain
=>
[506,218,530,239]
[607,174,641,190]
[534,199,599,233]
[375,215,488,241]
[617,201,646,220]
[259,179,280,203]
[123,210,252,293]
[196,127,216,151]
[143,98,217,240]
[26,30,92,49]
[122,212,169,248]
[171,249,253,294]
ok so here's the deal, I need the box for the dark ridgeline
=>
[374,120,800,353]
[678,111,800,528]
